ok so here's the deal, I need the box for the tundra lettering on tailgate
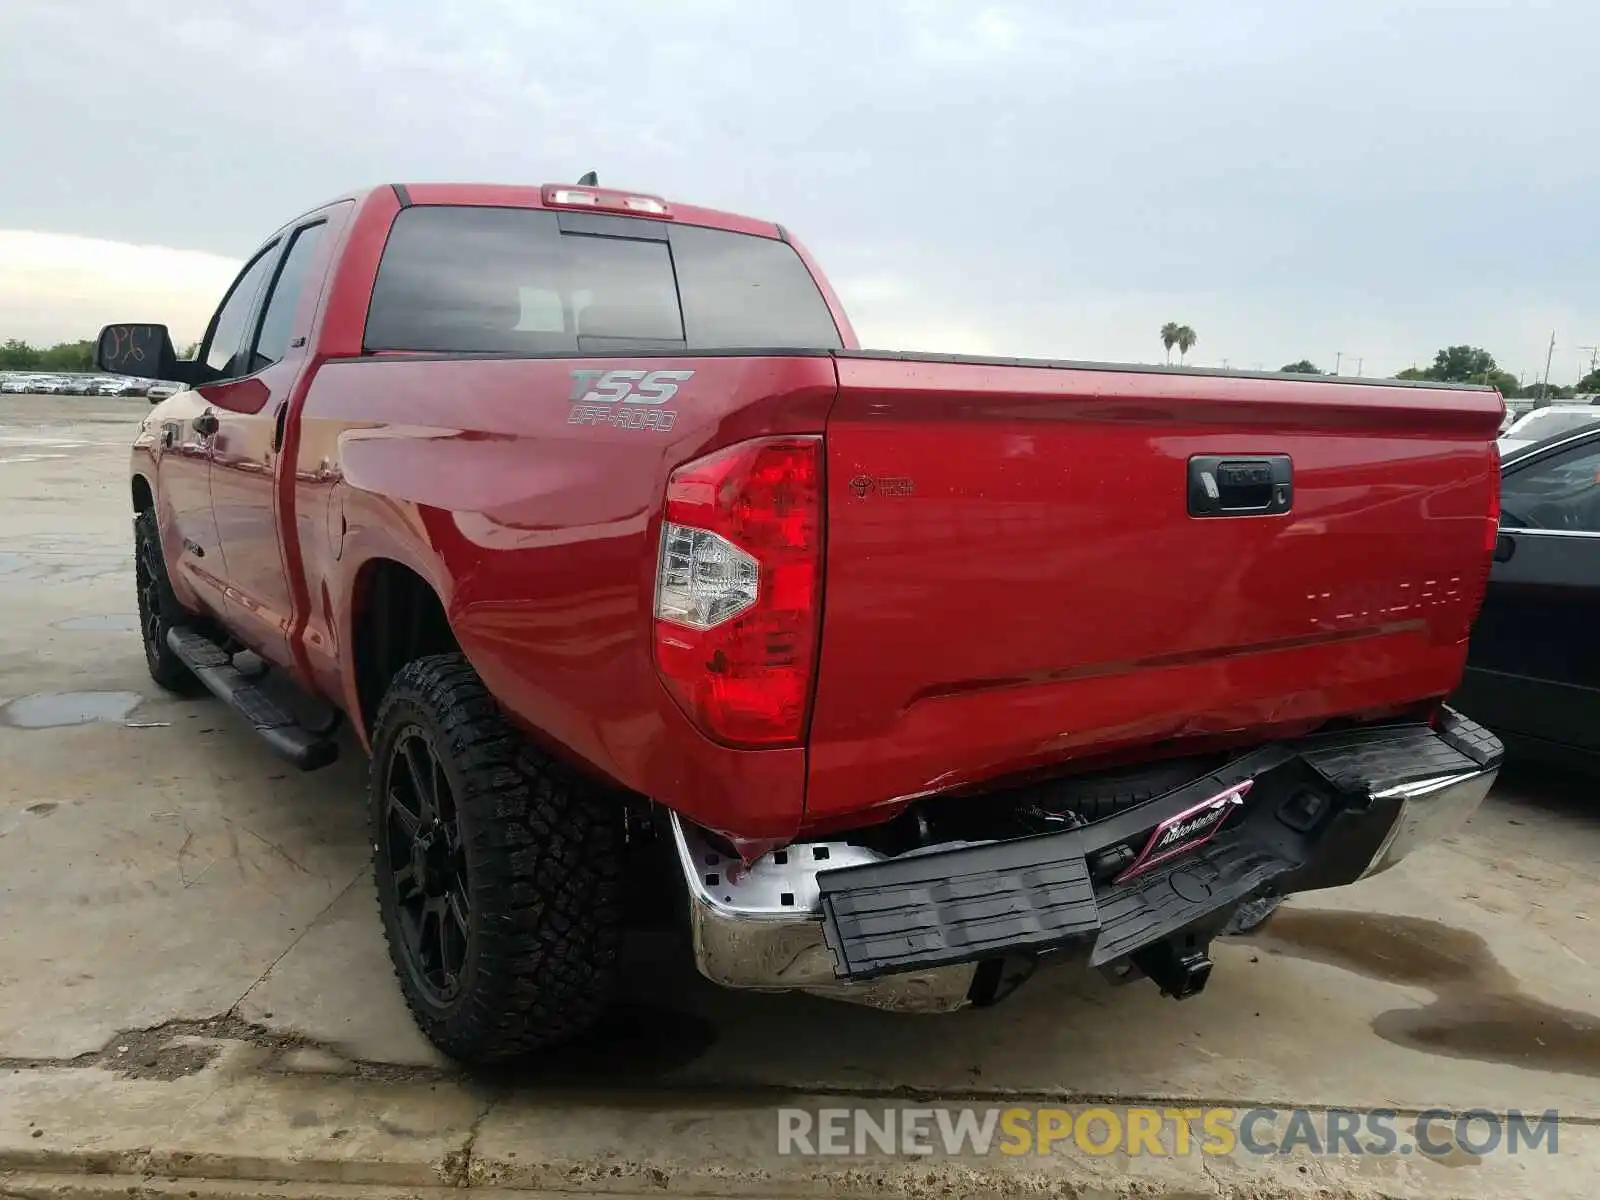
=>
[567,368,691,431]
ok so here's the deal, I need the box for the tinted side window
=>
[1501,443,1600,533]
[364,205,840,355]
[251,222,328,372]
[203,244,279,378]
[669,223,842,349]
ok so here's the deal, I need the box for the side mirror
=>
[95,324,207,386]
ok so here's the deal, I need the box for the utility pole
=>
[1333,351,1343,376]
[1354,357,1363,376]
[1578,344,1599,387]
[1537,331,1556,406]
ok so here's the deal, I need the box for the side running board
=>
[166,627,338,771]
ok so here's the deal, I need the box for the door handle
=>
[1188,455,1293,517]
[271,402,288,453]
[1493,532,1515,563]
[193,411,219,438]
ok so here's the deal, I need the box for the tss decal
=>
[569,369,693,406]
[567,368,692,432]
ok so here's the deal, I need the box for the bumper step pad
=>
[818,850,1100,981]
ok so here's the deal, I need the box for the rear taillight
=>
[653,437,823,748]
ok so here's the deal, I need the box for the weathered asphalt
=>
[1,396,1596,1198]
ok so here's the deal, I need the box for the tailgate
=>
[804,354,1501,824]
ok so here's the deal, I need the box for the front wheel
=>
[370,654,623,1064]
[133,510,202,694]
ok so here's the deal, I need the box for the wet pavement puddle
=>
[0,691,144,728]
[53,613,140,633]
[1258,909,1600,1076]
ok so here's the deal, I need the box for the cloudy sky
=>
[2,0,1597,382]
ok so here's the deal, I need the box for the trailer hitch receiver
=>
[1132,939,1214,1000]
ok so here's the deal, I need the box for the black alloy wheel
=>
[381,727,473,1005]
[133,509,201,693]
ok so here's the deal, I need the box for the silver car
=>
[1498,405,1600,456]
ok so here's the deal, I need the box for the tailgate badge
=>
[1113,781,1253,885]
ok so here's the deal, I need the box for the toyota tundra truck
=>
[99,179,1506,1064]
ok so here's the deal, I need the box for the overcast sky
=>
[2,0,1597,382]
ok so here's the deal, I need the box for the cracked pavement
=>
[1,396,1598,1198]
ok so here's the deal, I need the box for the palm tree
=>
[1175,325,1197,364]
[1160,322,1181,364]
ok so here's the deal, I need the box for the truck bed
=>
[294,346,1498,844]
[804,351,1502,826]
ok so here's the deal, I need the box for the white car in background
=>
[2,374,59,393]
[1498,404,1600,455]
[95,377,147,397]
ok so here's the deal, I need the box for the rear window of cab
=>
[363,205,843,355]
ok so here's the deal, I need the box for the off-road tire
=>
[133,510,202,694]
[370,653,623,1065]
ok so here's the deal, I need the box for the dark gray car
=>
[1454,426,1600,770]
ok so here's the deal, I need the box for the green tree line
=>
[1278,345,1599,399]
[1,338,98,372]
[1,337,201,373]
[1163,324,1596,398]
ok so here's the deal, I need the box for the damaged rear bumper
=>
[668,708,1502,1011]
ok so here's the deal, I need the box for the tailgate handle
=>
[1188,455,1292,517]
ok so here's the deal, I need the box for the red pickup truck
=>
[101,180,1506,1064]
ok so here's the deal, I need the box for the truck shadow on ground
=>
[1489,761,1597,822]
[489,907,1600,1092]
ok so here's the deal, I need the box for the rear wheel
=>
[370,654,623,1064]
[133,510,202,694]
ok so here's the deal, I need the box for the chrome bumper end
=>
[667,812,977,1013]
[1360,765,1499,879]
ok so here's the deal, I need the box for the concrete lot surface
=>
[1,396,1597,1198]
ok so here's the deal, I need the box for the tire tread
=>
[370,653,622,1063]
